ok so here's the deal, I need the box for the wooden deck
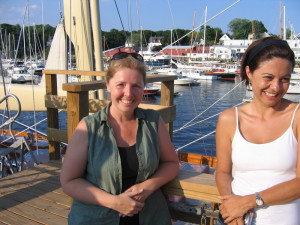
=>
[0,160,219,225]
[0,160,70,225]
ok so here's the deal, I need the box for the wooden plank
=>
[47,128,68,143]
[1,172,61,189]
[0,191,69,218]
[0,210,42,225]
[43,69,106,77]
[139,104,176,124]
[0,162,70,207]
[160,80,174,137]
[1,172,63,195]
[66,91,89,140]
[146,74,177,82]
[46,160,62,167]
[178,152,217,168]
[45,95,109,111]
[163,170,220,203]
[45,73,60,160]
[0,196,67,225]
[45,95,67,110]
[0,176,71,207]
[62,81,106,92]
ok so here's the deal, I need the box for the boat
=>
[291,72,300,81]
[175,75,197,86]
[155,68,197,86]
[204,70,237,81]
[141,47,171,67]
[8,66,40,84]
[27,61,45,76]
[181,69,218,80]
[286,82,300,94]
[143,83,160,96]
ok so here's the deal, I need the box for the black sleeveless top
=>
[118,145,140,225]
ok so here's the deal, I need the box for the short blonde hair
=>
[106,55,146,86]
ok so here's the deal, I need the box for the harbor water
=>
[8,78,299,157]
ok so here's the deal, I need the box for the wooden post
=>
[66,91,89,141]
[45,73,60,160]
[160,80,174,138]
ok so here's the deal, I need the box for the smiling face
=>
[107,67,144,116]
[247,57,293,107]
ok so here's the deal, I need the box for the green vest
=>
[68,104,171,225]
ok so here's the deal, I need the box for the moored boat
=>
[8,66,40,84]
[204,70,236,81]
[143,83,160,96]
[182,69,218,80]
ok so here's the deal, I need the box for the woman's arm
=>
[125,117,179,201]
[215,108,235,196]
[216,108,252,224]
[220,156,300,223]
[60,119,144,216]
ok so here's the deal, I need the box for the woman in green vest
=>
[60,52,179,225]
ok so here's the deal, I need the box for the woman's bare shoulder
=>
[218,107,237,124]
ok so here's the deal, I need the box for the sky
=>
[0,0,299,36]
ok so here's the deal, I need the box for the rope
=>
[26,1,40,155]
[176,130,216,152]
[113,0,128,41]
[178,80,245,130]
[0,113,47,145]
[174,112,221,133]
[175,101,244,152]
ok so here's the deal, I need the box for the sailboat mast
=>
[90,0,104,99]
[252,20,255,40]
[23,24,26,63]
[279,1,282,39]
[283,5,286,40]
[42,0,45,64]
[68,0,72,71]
[189,11,196,62]
[202,6,207,61]
[140,26,143,53]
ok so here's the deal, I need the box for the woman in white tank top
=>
[215,37,300,225]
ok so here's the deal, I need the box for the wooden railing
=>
[43,69,220,224]
[44,69,176,158]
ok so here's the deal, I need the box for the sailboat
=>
[0,22,67,111]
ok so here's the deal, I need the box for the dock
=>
[0,160,69,225]
[0,159,219,225]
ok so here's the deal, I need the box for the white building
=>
[211,34,300,61]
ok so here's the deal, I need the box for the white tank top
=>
[231,104,300,225]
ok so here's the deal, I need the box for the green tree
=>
[196,25,224,45]
[103,29,128,49]
[142,29,156,46]
[228,18,267,39]
[252,20,268,39]
[228,18,251,39]
[130,31,141,48]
